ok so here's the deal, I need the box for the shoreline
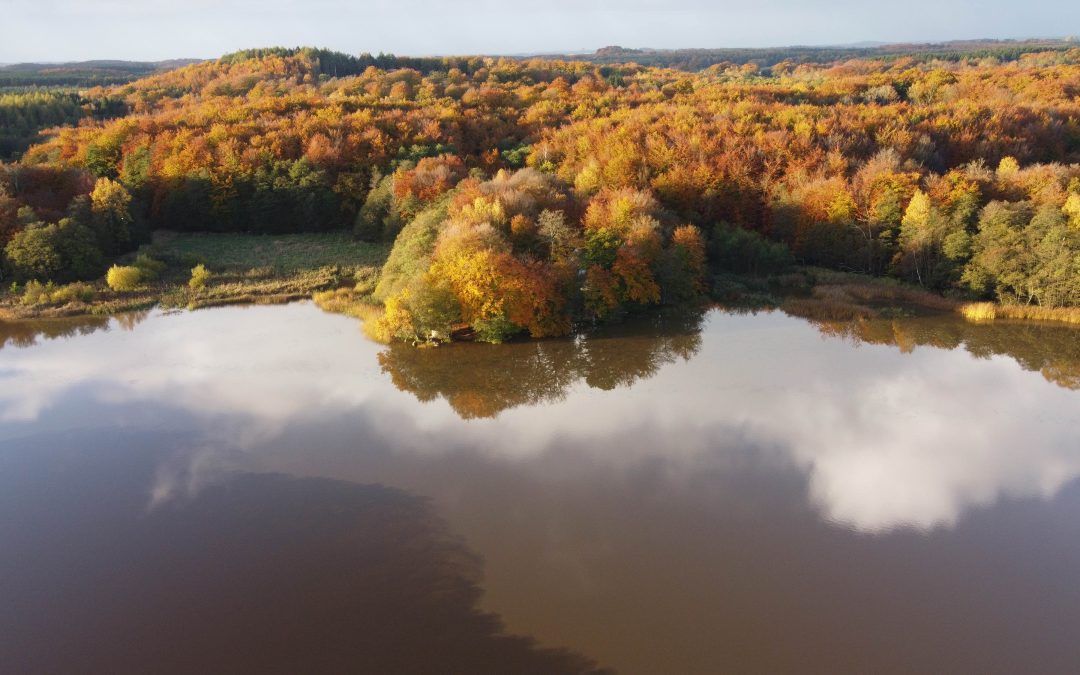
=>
[2,230,1077,330]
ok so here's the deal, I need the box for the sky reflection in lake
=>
[2,303,1076,533]
[1,303,1078,673]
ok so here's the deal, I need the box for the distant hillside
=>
[556,38,1079,71]
[0,59,200,159]
[0,59,201,89]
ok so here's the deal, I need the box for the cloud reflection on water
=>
[0,303,1078,533]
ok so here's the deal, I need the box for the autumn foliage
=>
[1,46,1079,336]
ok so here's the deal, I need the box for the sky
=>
[2,0,1078,63]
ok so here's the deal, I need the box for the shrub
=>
[312,288,383,321]
[20,280,50,305]
[49,282,95,304]
[132,253,167,280]
[472,313,518,343]
[106,265,143,291]
[189,263,212,290]
[17,280,93,306]
[959,301,1080,325]
[353,266,379,296]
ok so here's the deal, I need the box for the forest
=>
[1,45,1078,342]
[569,39,1079,71]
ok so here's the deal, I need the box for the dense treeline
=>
[0,60,198,89]
[0,91,85,159]
[569,40,1079,71]
[0,91,129,160]
[0,59,185,161]
[2,46,1079,339]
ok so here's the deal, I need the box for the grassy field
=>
[0,231,391,319]
[152,231,390,273]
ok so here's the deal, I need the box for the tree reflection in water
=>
[377,309,705,419]
[0,310,149,350]
[801,313,1080,390]
[379,303,1080,419]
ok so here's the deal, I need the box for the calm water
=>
[1,303,1079,674]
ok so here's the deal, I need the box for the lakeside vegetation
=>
[0,230,387,319]
[1,45,1079,339]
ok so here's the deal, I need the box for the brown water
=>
[1,303,1078,674]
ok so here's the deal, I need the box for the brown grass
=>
[781,271,958,323]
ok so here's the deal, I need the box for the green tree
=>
[84,138,121,178]
[4,222,60,280]
[1027,204,1080,308]
[4,219,103,282]
[89,177,134,254]
[963,201,1036,303]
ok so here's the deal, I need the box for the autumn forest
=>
[2,44,1079,342]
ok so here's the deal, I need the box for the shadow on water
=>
[378,309,705,419]
[0,431,608,674]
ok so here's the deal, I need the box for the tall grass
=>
[959,302,1080,325]
[312,287,386,341]
[959,302,997,321]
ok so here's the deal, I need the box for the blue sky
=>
[3,0,1077,62]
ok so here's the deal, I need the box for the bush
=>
[189,263,212,290]
[353,266,379,296]
[132,253,167,280]
[49,282,95,304]
[20,280,50,305]
[106,265,143,291]
[960,302,996,321]
[472,313,519,343]
[19,280,94,306]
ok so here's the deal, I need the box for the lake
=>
[1,303,1078,673]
